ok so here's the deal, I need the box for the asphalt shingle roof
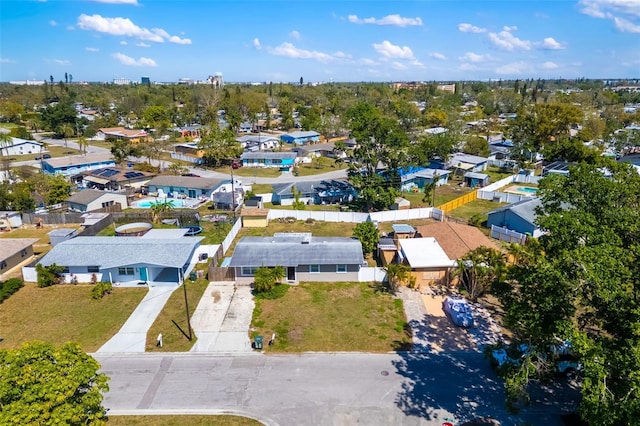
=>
[0,238,39,260]
[38,236,203,269]
[66,189,121,205]
[146,175,222,190]
[487,197,542,225]
[229,234,364,267]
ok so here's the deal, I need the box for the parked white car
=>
[442,296,474,328]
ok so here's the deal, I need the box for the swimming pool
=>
[516,186,538,194]
[133,199,178,209]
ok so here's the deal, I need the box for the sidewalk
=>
[97,285,178,353]
[189,281,254,352]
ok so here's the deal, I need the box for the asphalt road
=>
[96,351,578,426]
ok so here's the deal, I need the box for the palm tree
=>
[0,132,12,156]
[149,198,174,223]
[58,123,74,148]
[77,135,88,155]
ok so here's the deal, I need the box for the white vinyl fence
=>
[222,217,243,253]
[490,225,527,245]
[358,267,387,282]
[267,207,435,224]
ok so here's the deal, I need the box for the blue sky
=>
[1,0,638,83]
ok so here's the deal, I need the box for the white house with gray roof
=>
[66,189,128,212]
[145,175,223,199]
[229,233,364,282]
[37,235,204,285]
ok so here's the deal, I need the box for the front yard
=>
[0,284,146,352]
[251,282,411,352]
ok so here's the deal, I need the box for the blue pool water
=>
[516,186,538,194]
[134,199,177,209]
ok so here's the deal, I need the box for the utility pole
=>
[183,271,192,340]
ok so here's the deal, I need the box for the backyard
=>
[251,282,411,352]
[0,284,146,352]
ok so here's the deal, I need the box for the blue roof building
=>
[280,131,320,145]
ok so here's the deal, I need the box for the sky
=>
[1,0,639,83]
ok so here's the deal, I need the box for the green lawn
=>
[145,264,210,352]
[398,184,473,209]
[219,166,282,178]
[294,158,343,176]
[6,145,81,162]
[249,183,272,195]
[0,284,146,352]
[107,415,261,425]
[251,282,411,352]
[447,199,507,223]
[484,165,516,182]
[264,202,343,211]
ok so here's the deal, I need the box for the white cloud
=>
[429,52,447,60]
[66,25,75,31]
[0,58,16,63]
[120,40,128,45]
[334,51,352,59]
[90,0,138,4]
[85,47,100,52]
[253,38,261,50]
[359,58,378,66]
[348,14,423,27]
[289,30,300,39]
[458,23,486,33]
[372,40,414,59]
[579,0,640,32]
[488,27,532,51]
[495,61,529,74]
[392,62,408,70]
[459,63,478,71]
[136,42,150,47]
[77,14,190,44]
[49,20,58,26]
[459,52,490,63]
[268,42,333,62]
[614,16,640,32]
[54,59,71,65]
[540,61,559,69]
[539,37,565,49]
[112,52,157,66]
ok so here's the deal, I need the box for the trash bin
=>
[189,271,197,281]
[254,335,263,350]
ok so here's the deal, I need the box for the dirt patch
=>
[421,294,446,317]
[212,290,221,303]
[287,327,304,344]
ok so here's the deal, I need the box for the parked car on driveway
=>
[442,296,474,328]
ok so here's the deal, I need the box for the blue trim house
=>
[271,180,356,206]
[430,153,489,173]
[399,167,451,192]
[241,152,297,170]
[280,131,320,145]
[42,152,116,177]
[463,172,490,188]
[486,198,544,238]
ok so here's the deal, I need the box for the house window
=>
[336,264,347,273]
[272,159,282,164]
[309,264,320,273]
[88,266,100,273]
[21,249,27,257]
[241,266,258,276]
[101,201,114,208]
[62,267,70,273]
[118,267,134,276]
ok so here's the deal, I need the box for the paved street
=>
[97,351,577,426]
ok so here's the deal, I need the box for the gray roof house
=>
[145,176,223,199]
[38,236,204,284]
[0,238,39,280]
[486,198,544,238]
[66,189,128,212]
[271,179,356,206]
[229,233,364,282]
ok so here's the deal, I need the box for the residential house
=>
[211,189,244,211]
[392,224,417,247]
[280,131,321,145]
[292,142,340,160]
[95,127,149,144]
[241,151,297,170]
[0,238,38,280]
[145,175,223,200]
[431,153,488,175]
[239,122,253,133]
[229,233,364,282]
[66,189,128,212]
[397,237,456,288]
[169,124,204,139]
[271,180,356,206]
[463,172,490,188]
[37,235,203,284]
[424,127,448,135]
[417,222,500,260]
[48,228,78,247]
[0,137,44,157]
[542,161,575,177]
[486,198,545,238]
[76,166,155,190]
[42,152,116,177]
[390,197,410,210]
[399,167,451,192]
[236,134,280,151]
[0,211,22,229]
[172,143,205,164]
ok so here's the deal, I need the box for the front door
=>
[188,189,196,198]
[287,266,296,281]
[140,267,148,282]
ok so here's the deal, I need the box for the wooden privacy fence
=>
[208,266,236,282]
[436,189,478,213]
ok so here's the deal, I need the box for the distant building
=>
[0,137,44,157]
[42,152,116,177]
[112,78,131,85]
[208,72,223,88]
[437,84,456,94]
[9,80,46,86]
[141,76,151,86]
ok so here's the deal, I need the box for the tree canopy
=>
[492,160,640,424]
[0,341,109,425]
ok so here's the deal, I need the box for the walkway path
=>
[189,281,254,352]
[98,285,178,353]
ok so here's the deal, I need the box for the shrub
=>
[254,283,289,300]
[0,278,24,303]
[91,282,113,300]
[36,263,65,288]
[253,266,286,293]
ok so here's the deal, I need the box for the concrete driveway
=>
[189,281,254,352]
[98,285,178,353]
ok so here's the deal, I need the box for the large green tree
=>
[492,160,640,424]
[353,220,379,256]
[0,341,109,425]
[40,101,77,136]
[197,125,242,167]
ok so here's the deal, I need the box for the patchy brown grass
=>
[251,282,411,353]
[106,415,261,425]
[0,283,146,352]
